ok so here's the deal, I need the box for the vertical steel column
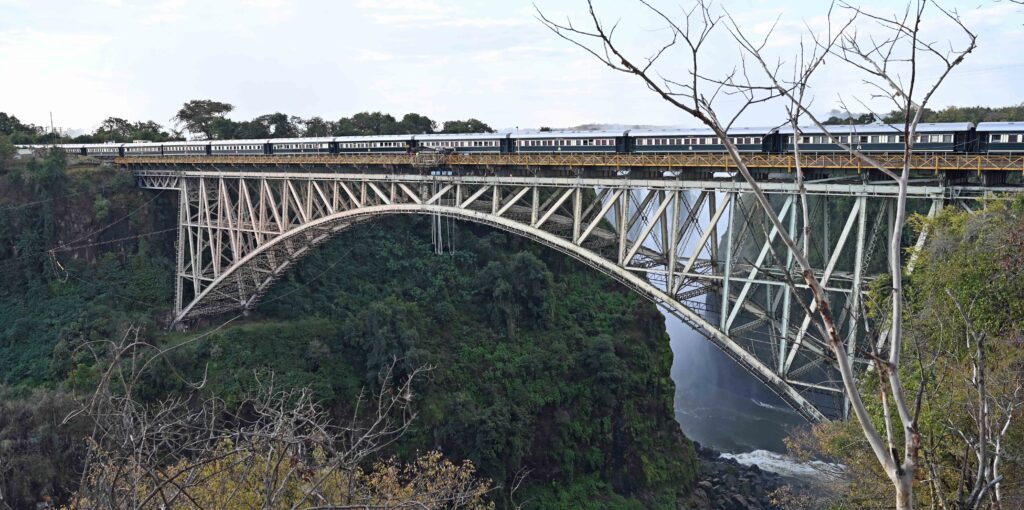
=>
[174,181,188,316]
[530,185,539,226]
[886,199,895,272]
[822,196,831,263]
[617,189,629,264]
[719,192,736,331]
[666,190,680,297]
[844,194,868,419]
[708,192,719,273]
[779,192,798,372]
[572,187,582,243]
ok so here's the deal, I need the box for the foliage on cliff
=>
[788,199,1024,509]
[0,153,696,508]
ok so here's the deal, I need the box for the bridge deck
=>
[117,152,1024,172]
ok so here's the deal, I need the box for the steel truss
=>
[134,166,1005,422]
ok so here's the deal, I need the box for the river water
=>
[664,311,807,454]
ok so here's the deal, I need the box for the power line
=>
[58,189,166,249]
[0,225,177,278]
[52,228,177,253]
[0,188,91,211]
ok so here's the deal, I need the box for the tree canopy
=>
[441,118,495,133]
[172,99,234,139]
[824,104,1024,125]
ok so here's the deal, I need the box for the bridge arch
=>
[176,201,826,422]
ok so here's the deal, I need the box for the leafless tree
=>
[939,289,1022,510]
[59,325,490,509]
[537,1,975,508]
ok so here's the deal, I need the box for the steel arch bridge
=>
[127,158,1013,422]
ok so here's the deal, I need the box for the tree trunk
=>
[896,472,914,510]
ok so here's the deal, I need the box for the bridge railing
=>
[117,152,1024,172]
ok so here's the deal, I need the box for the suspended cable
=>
[0,188,90,211]
[51,227,177,253]
[58,189,166,249]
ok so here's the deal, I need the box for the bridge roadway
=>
[118,151,1024,173]
[123,154,1023,423]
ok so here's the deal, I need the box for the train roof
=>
[210,138,271,145]
[779,122,973,135]
[976,122,1024,132]
[163,140,212,146]
[511,130,628,139]
[267,137,335,144]
[122,142,165,147]
[413,132,511,140]
[333,134,415,142]
[629,126,777,137]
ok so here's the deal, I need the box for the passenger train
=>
[39,121,1024,158]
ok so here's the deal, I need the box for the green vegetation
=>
[170,99,493,140]
[0,144,695,507]
[824,103,1024,125]
[790,198,1024,508]
[4,102,493,145]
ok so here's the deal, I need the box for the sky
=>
[1,0,1022,136]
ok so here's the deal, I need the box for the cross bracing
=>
[131,163,1017,422]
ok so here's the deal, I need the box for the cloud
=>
[1,0,1022,133]
[353,0,528,28]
